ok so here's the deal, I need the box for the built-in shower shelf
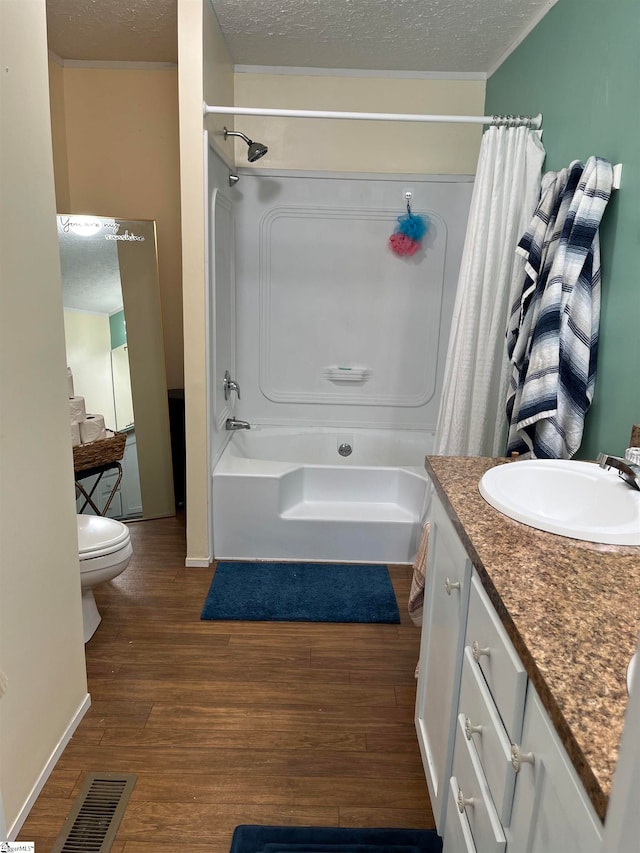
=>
[213,452,427,563]
[280,499,415,522]
[324,366,372,383]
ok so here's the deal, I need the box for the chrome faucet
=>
[597,453,640,491]
[226,417,251,431]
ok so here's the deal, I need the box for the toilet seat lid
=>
[77,515,130,556]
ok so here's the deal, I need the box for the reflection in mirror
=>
[57,215,175,521]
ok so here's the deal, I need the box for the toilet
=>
[77,515,133,643]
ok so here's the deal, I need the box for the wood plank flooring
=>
[18,515,434,852]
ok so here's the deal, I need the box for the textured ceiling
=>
[212,0,553,74]
[58,217,124,315]
[47,0,178,63]
[46,0,554,74]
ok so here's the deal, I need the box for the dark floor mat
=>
[229,825,442,853]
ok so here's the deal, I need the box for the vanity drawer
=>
[452,714,506,853]
[458,646,516,825]
[465,574,527,742]
[443,776,477,853]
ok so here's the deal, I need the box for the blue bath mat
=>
[229,825,442,852]
[201,561,400,623]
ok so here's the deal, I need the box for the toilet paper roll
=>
[67,366,74,397]
[80,414,107,444]
[71,422,81,447]
[69,396,86,425]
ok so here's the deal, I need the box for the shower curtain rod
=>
[203,102,543,129]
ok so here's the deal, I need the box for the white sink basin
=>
[628,653,637,696]
[479,459,640,545]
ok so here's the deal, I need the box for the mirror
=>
[58,215,175,520]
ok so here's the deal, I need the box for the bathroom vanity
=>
[416,456,640,851]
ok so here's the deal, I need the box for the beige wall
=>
[48,65,184,390]
[0,0,88,834]
[204,0,236,163]
[233,73,485,174]
[64,309,117,429]
[178,0,234,563]
[47,57,70,212]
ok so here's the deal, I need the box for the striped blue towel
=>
[506,156,613,458]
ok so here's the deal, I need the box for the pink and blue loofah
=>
[389,210,429,257]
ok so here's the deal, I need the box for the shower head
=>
[247,140,269,162]
[223,127,268,162]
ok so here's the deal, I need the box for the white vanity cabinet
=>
[415,495,472,828]
[416,490,603,851]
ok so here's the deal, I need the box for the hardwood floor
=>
[18,515,434,852]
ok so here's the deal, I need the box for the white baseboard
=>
[185,557,212,567]
[8,693,91,840]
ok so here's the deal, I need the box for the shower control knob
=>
[223,370,241,401]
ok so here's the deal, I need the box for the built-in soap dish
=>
[324,366,372,383]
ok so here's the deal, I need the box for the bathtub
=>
[212,427,432,564]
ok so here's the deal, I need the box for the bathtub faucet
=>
[226,417,251,431]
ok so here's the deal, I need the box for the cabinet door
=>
[415,494,471,831]
[507,687,602,853]
[76,471,122,518]
[120,432,142,518]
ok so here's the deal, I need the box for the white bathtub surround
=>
[435,126,546,457]
[213,427,431,563]
[232,172,473,432]
[206,168,472,565]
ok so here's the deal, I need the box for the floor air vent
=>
[51,772,137,853]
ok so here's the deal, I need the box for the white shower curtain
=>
[434,125,546,457]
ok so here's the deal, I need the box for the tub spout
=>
[226,417,251,431]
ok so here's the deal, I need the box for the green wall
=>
[109,309,126,350]
[486,0,640,458]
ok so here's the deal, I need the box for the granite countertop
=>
[426,455,640,823]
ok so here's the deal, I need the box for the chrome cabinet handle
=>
[511,743,535,772]
[457,787,474,813]
[471,640,490,663]
[464,716,482,740]
[444,578,461,595]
